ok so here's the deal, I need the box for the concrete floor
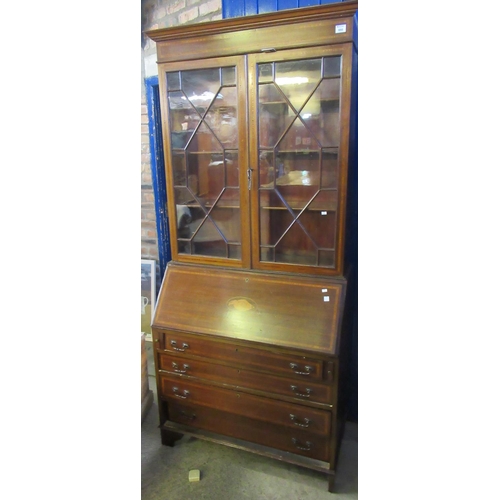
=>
[142,341,358,500]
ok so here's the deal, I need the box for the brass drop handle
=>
[180,410,196,420]
[171,340,189,352]
[290,385,312,398]
[289,414,311,428]
[172,362,190,374]
[172,387,189,399]
[290,363,313,376]
[292,438,312,451]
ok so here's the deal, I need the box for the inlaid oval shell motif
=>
[227,297,257,312]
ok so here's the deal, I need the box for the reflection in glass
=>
[257,55,342,267]
[167,65,241,260]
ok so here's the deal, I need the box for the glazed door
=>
[249,45,353,276]
[159,56,250,267]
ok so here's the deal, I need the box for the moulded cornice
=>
[145,1,358,42]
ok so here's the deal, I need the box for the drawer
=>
[159,353,334,404]
[168,402,330,462]
[159,374,331,435]
[158,330,325,381]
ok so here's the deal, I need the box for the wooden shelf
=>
[259,98,339,106]
[260,205,337,211]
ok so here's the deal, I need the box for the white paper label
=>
[322,288,328,293]
[323,296,330,302]
[335,24,347,34]
[321,211,327,216]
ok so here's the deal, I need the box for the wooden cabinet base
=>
[160,420,338,493]
[160,428,184,447]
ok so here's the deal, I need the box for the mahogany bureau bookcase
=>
[146,1,358,492]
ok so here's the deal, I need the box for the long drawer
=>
[158,353,333,404]
[167,401,331,462]
[159,374,331,435]
[158,330,326,381]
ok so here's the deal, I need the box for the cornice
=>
[145,1,358,42]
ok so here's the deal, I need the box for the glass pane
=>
[225,151,239,188]
[275,59,322,112]
[168,91,199,149]
[222,67,236,86]
[172,153,186,187]
[259,150,275,187]
[177,239,191,255]
[192,217,226,257]
[167,71,181,91]
[297,210,335,250]
[210,203,241,243]
[256,56,342,269]
[273,151,320,211]
[258,63,273,83]
[169,64,240,261]
[260,247,274,262]
[278,116,320,152]
[228,244,242,260]
[258,83,293,148]
[259,194,294,245]
[318,250,335,267]
[275,221,317,266]
[323,56,341,78]
[322,149,339,189]
[205,86,238,148]
[181,68,221,109]
[308,190,338,212]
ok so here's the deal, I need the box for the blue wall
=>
[223,0,343,18]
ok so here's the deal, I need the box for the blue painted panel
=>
[223,0,246,18]
[223,0,346,18]
[145,76,171,284]
[277,0,298,10]
[258,0,278,13]
[298,0,318,7]
[245,0,258,15]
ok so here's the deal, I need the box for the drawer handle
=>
[292,438,313,451]
[171,340,189,352]
[289,414,311,428]
[179,410,196,420]
[172,387,189,399]
[290,385,312,398]
[172,362,189,374]
[289,363,313,376]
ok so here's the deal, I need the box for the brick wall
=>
[141,0,223,266]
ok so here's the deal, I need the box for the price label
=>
[335,24,347,34]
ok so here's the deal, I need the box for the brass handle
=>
[172,387,189,399]
[289,363,313,376]
[292,438,312,451]
[290,385,312,398]
[172,362,189,374]
[179,410,196,420]
[289,414,311,428]
[171,340,189,352]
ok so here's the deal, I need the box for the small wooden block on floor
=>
[189,469,201,482]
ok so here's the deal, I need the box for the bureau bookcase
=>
[147,1,357,492]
